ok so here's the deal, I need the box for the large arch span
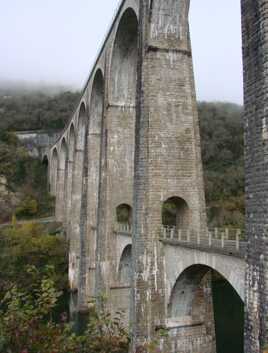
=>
[164,244,245,302]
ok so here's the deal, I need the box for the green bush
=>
[15,197,38,218]
[0,268,130,353]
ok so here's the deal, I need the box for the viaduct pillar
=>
[243,0,268,352]
[132,0,209,351]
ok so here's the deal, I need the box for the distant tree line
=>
[0,91,80,131]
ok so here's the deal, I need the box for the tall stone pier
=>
[243,0,268,352]
[132,0,209,351]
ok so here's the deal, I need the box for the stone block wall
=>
[242,0,268,351]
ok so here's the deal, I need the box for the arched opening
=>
[162,197,190,229]
[116,204,132,226]
[42,155,49,191]
[69,102,87,292]
[42,154,49,166]
[66,124,76,231]
[59,139,68,171]
[56,139,68,222]
[88,70,104,224]
[189,1,243,103]
[118,244,132,285]
[69,124,76,163]
[169,265,244,353]
[77,103,87,151]
[72,103,87,200]
[51,148,58,196]
[110,8,138,105]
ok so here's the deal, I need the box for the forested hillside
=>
[199,102,244,227]
[0,88,244,227]
[0,91,80,131]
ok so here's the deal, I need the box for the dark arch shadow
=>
[169,264,244,353]
[118,244,132,285]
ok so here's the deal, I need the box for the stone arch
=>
[69,102,88,292]
[110,8,138,105]
[42,154,49,166]
[56,138,68,222]
[50,148,58,196]
[68,124,76,163]
[89,69,104,134]
[59,138,68,170]
[42,154,49,192]
[66,124,76,232]
[164,246,245,303]
[118,244,132,285]
[87,69,104,225]
[168,263,244,353]
[76,102,87,151]
[162,196,190,229]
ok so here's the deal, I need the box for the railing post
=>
[225,228,229,241]
[221,231,225,248]
[215,227,218,239]
[236,229,241,251]
[178,229,182,242]
[171,227,175,240]
[209,231,212,247]
[187,229,190,243]
[162,226,166,239]
[197,231,200,245]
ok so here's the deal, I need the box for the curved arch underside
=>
[118,244,132,285]
[164,244,245,302]
[110,8,138,105]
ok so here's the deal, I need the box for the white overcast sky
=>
[0,0,243,103]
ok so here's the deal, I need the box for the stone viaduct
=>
[44,1,268,352]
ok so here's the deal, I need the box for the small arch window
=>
[162,196,190,229]
[116,204,132,226]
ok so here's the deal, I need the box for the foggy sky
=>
[0,0,243,103]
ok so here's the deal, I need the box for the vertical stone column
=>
[69,147,85,292]
[242,0,268,351]
[132,0,207,349]
[78,124,90,312]
[66,159,74,236]
[95,9,138,309]
[56,167,66,222]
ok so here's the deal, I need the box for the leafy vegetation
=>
[198,102,244,228]
[0,223,68,305]
[0,222,131,353]
[0,131,55,223]
[0,91,80,131]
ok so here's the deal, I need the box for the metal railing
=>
[113,223,246,257]
[114,223,132,235]
[160,226,246,257]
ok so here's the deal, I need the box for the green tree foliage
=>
[0,223,68,303]
[0,91,80,131]
[198,102,244,228]
[0,131,55,222]
[0,265,130,353]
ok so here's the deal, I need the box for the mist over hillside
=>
[0,79,78,97]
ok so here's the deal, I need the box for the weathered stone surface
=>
[45,0,266,351]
